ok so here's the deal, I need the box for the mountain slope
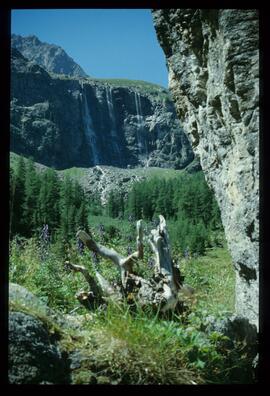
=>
[11,34,87,77]
[10,151,188,205]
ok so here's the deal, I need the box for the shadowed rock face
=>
[9,311,69,384]
[11,48,194,170]
[152,9,259,327]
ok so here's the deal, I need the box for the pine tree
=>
[10,156,26,237]
[9,167,15,239]
[126,187,138,219]
[58,176,75,241]
[155,180,166,216]
[75,201,89,231]
[22,158,40,236]
[88,192,103,216]
[37,168,60,234]
[107,191,117,218]
[165,179,174,218]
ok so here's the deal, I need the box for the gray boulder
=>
[9,282,52,316]
[9,311,69,384]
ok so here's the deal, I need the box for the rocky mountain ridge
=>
[11,34,87,77]
[11,47,194,170]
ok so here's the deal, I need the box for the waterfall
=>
[106,86,117,137]
[134,91,148,159]
[134,91,144,130]
[105,86,121,156]
[81,83,100,165]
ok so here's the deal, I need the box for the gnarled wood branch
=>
[65,261,121,304]
[67,216,186,315]
[76,219,144,288]
[148,215,180,312]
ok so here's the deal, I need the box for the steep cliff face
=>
[11,34,87,77]
[11,48,193,170]
[152,9,259,327]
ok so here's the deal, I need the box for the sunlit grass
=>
[69,301,204,385]
[180,247,235,316]
[9,234,253,384]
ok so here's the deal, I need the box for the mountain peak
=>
[11,33,88,78]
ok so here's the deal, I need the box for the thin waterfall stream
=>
[134,91,149,160]
[105,86,121,157]
[81,83,100,165]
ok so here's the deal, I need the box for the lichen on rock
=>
[152,9,259,328]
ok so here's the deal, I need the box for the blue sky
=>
[11,9,168,88]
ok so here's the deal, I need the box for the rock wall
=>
[11,48,193,170]
[152,9,259,327]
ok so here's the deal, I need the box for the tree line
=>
[107,173,221,227]
[10,156,223,255]
[106,173,223,255]
[10,156,90,242]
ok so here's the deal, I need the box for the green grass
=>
[58,167,88,179]
[88,77,167,91]
[76,302,204,385]
[58,299,248,385]
[138,166,185,179]
[40,71,170,99]
[88,214,130,229]
[9,237,90,313]
[9,232,255,384]
[180,247,235,316]
[85,77,170,101]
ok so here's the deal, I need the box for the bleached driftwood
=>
[68,216,185,314]
[76,219,143,288]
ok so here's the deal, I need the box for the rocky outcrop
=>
[9,311,69,384]
[9,282,53,317]
[10,48,194,170]
[152,9,259,327]
[70,165,147,205]
[11,34,87,77]
[9,282,76,384]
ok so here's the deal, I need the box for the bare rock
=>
[11,46,194,170]
[9,311,69,384]
[152,9,259,328]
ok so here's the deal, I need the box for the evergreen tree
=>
[22,158,40,236]
[75,201,89,231]
[107,191,118,218]
[37,168,60,234]
[155,179,167,217]
[10,156,26,237]
[165,179,174,218]
[88,193,103,216]
[73,181,89,231]
[9,167,15,239]
[58,176,74,241]
[188,221,208,255]
[126,187,139,219]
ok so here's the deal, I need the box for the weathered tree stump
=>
[66,215,187,314]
